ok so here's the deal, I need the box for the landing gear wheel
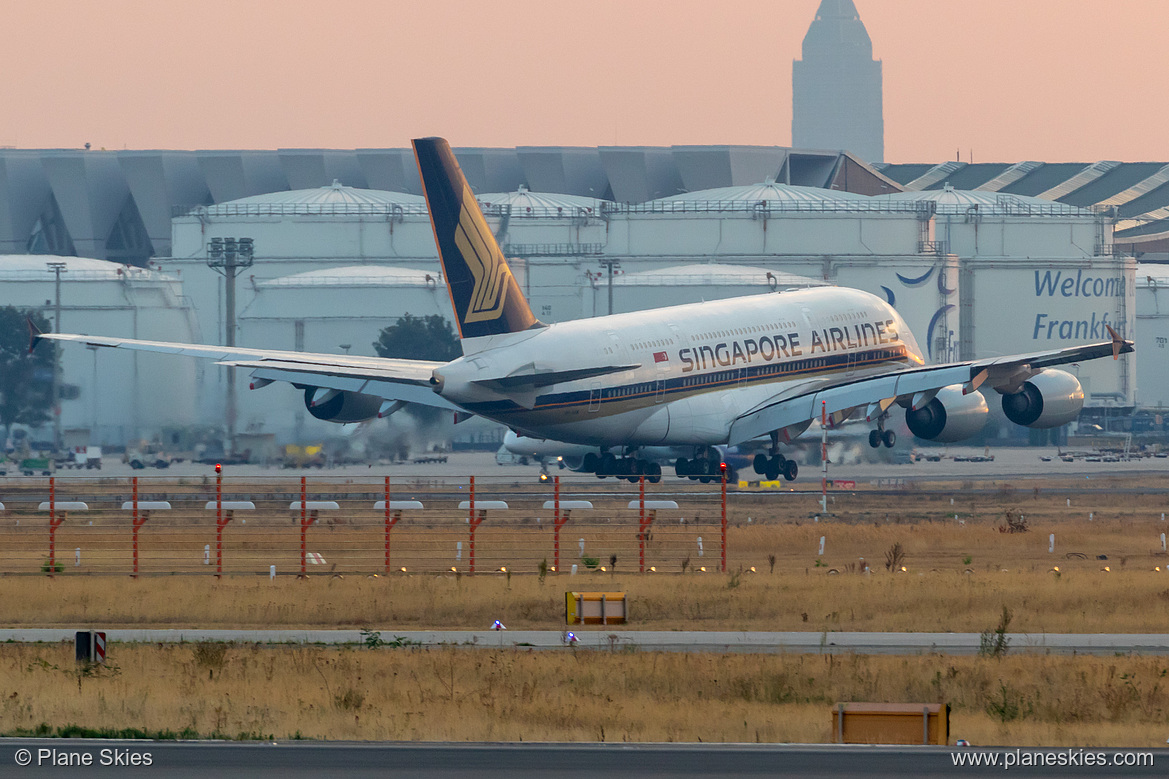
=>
[597,452,615,478]
[764,454,784,482]
[675,458,690,477]
[868,429,882,449]
[647,462,662,484]
[882,429,896,448]
[782,459,799,481]
[582,452,600,472]
[753,454,768,475]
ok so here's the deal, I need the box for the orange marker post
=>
[553,475,569,573]
[720,462,728,573]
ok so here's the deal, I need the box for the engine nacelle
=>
[1000,369,1084,429]
[905,384,989,443]
[303,387,383,423]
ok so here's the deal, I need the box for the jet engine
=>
[1000,369,1084,429]
[905,385,989,443]
[303,387,383,423]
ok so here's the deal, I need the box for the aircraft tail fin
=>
[413,137,542,342]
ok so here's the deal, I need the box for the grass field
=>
[4,492,1169,633]
[2,474,1166,579]
[5,474,1169,747]
[7,566,1169,634]
[2,643,1166,746]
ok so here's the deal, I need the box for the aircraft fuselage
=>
[434,285,922,447]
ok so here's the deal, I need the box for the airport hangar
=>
[0,146,1159,449]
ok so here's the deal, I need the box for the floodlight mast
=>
[46,261,67,456]
[206,238,254,455]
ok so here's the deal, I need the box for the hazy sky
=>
[1,0,1165,162]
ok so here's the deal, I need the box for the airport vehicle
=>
[33,138,1133,482]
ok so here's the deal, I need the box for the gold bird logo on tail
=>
[454,185,510,323]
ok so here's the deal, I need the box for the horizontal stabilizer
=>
[26,318,43,354]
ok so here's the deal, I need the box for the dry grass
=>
[3,473,1167,578]
[4,475,1169,632]
[4,567,1169,634]
[1,644,1167,746]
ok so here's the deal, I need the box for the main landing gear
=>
[581,451,662,483]
[752,452,798,482]
[868,414,896,449]
[675,446,738,484]
[750,431,798,482]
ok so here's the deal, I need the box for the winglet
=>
[27,317,43,354]
[1105,324,1123,360]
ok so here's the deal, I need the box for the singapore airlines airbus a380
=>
[34,138,1132,482]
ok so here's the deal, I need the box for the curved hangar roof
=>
[612,263,825,289]
[199,181,424,215]
[476,187,609,215]
[655,181,868,205]
[0,254,171,281]
[872,186,1091,214]
[257,265,442,289]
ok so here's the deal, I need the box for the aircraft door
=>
[588,382,601,412]
[655,378,665,403]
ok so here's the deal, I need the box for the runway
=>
[0,741,1161,778]
[4,628,1169,655]
[42,445,1169,484]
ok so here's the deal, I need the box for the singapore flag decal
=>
[653,351,668,364]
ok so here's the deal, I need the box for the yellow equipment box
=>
[565,592,626,625]
[831,702,949,745]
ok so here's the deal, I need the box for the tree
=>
[373,314,461,361]
[0,307,57,444]
[372,314,460,433]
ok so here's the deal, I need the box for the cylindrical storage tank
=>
[602,264,824,315]
[0,255,199,445]
[166,183,437,354]
[614,183,921,258]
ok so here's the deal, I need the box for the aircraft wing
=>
[32,330,461,411]
[727,331,1133,445]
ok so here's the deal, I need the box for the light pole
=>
[598,259,621,316]
[206,237,254,455]
[46,261,67,454]
[86,345,98,440]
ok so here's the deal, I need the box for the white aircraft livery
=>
[34,137,1133,483]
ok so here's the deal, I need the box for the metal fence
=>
[0,475,733,577]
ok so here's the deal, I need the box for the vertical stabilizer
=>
[413,137,542,342]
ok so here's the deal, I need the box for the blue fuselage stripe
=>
[461,346,909,415]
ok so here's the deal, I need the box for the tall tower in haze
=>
[792,0,884,163]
